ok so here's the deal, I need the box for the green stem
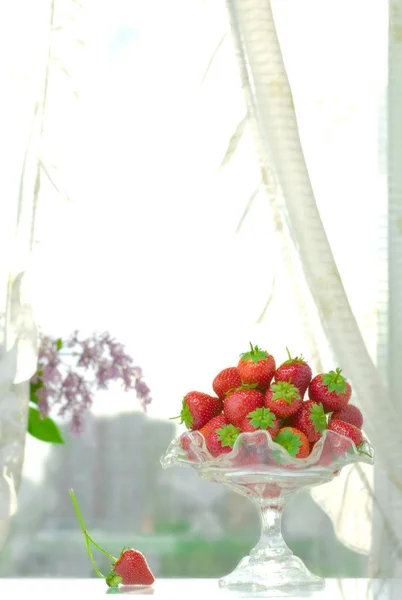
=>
[69,489,117,568]
[84,534,105,578]
[86,532,116,561]
[358,449,373,459]
[249,341,254,353]
[334,368,343,383]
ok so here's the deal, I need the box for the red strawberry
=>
[240,407,280,439]
[291,401,327,443]
[274,348,312,398]
[274,427,310,458]
[224,385,265,427]
[176,391,222,430]
[328,419,362,455]
[265,381,302,418]
[238,343,275,392]
[110,549,155,586]
[199,414,226,441]
[309,368,351,412]
[212,367,242,399]
[330,404,363,429]
[69,490,155,589]
[206,423,240,457]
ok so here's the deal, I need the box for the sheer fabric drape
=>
[225,0,402,576]
[0,0,43,550]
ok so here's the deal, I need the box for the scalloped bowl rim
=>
[160,428,374,470]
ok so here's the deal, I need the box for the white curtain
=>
[225,0,402,577]
[1,0,400,579]
[0,0,45,549]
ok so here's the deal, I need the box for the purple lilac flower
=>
[31,330,152,434]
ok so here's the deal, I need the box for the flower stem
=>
[69,489,117,574]
[84,534,105,578]
[85,532,116,561]
[358,449,373,459]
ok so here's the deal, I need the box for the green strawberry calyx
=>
[271,381,300,404]
[179,399,193,428]
[309,403,327,433]
[281,347,307,366]
[170,398,193,428]
[274,428,302,458]
[106,573,123,587]
[270,448,284,465]
[217,424,240,448]
[240,342,270,364]
[322,368,347,395]
[225,382,259,396]
[246,407,276,430]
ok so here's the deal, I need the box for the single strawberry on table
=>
[327,419,363,456]
[290,400,327,443]
[212,367,242,400]
[224,384,265,428]
[274,426,310,458]
[274,348,312,398]
[174,391,222,430]
[330,404,363,429]
[309,368,351,412]
[69,490,155,587]
[110,549,155,587]
[238,343,276,392]
[265,381,302,418]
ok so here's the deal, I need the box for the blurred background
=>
[0,0,393,580]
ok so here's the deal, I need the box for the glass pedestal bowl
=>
[160,429,374,596]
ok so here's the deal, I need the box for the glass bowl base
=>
[219,553,324,596]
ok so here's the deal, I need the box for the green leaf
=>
[27,407,64,444]
[217,424,240,448]
[322,368,347,395]
[180,399,193,429]
[309,403,327,433]
[247,407,276,430]
[240,343,269,364]
[226,382,259,396]
[30,379,44,405]
[274,428,302,457]
[270,449,284,466]
[271,381,300,404]
[56,338,63,350]
[281,347,307,366]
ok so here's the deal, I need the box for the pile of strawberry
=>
[176,344,367,462]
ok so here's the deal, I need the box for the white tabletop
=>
[0,578,400,600]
